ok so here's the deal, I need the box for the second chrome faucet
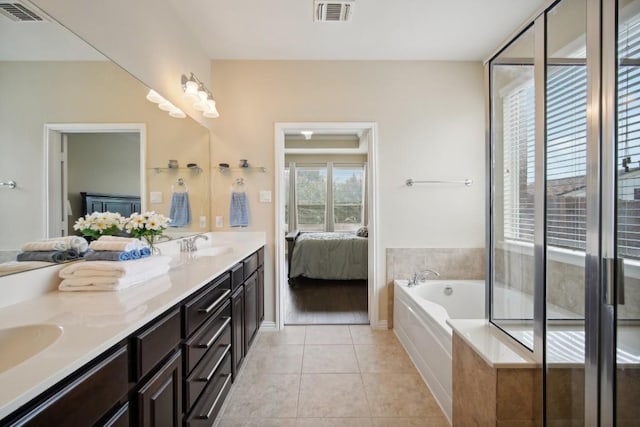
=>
[180,234,209,252]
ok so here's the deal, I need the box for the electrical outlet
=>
[259,190,272,203]
[199,215,207,228]
[215,216,223,228]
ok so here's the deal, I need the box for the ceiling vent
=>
[314,0,354,22]
[0,2,45,22]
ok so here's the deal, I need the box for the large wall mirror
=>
[0,12,210,277]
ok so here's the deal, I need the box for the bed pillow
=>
[356,226,368,237]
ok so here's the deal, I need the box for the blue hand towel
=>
[230,191,249,227]
[169,191,192,227]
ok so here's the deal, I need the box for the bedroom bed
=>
[285,230,368,284]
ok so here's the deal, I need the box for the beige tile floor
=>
[214,325,450,427]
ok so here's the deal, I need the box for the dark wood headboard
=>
[81,192,141,217]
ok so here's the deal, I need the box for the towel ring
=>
[172,178,188,193]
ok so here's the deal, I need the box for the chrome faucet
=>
[408,268,440,287]
[180,234,209,252]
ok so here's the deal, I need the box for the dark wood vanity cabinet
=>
[136,350,182,427]
[243,272,258,352]
[5,345,129,427]
[231,284,245,379]
[1,246,265,427]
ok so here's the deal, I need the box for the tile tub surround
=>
[451,333,541,426]
[0,232,266,419]
[386,248,485,328]
[214,325,450,426]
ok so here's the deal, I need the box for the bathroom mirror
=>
[0,14,210,277]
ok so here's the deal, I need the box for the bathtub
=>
[393,279,485,424]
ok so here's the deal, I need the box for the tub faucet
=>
[408,268,441,287]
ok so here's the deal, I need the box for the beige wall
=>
[29,0,212,126]
[210,60,486,326]
[0,61,209,250]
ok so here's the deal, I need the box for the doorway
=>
[274,122,379,329]
[44,124,146,238]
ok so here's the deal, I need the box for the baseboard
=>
[259,321,277,331]
[371,320,389,330]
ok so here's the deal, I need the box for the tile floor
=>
[214,325,450,427]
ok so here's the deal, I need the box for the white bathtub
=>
[393,279,485,424]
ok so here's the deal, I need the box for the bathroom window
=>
[501,27,640,259]
[285,163,366,232]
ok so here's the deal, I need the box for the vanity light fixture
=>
[181,73,220,119]
[145,89,186,119]
[301,130,313,140]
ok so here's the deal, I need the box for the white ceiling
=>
[168,0,544,60]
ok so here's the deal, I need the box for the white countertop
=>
[0,232,265,420]
[446,319,538,368]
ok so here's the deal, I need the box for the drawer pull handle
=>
[198,344,231,382]
[198,289,231,314]
[199,373,232,419]
[198,317,231,349]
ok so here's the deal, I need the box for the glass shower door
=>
[544,0,588,424]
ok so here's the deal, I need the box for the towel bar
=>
[405,178,472,187]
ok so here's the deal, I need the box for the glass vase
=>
[141,235,161,256]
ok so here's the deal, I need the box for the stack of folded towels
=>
[17,236,89,263]
[58,255,172,292]
[84,236,152,261]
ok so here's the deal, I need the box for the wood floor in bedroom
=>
[285,277,368,325]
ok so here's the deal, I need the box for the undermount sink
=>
[193,246,232,257]
[0,324,63,374]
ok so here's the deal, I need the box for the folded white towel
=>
[59,255,172,279]
[21,236,89,253]
[58,264,171,291]
[89,236,148,252]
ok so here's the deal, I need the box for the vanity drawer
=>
[131,308,181,381]
[230,263,244,291]
[9,346,128,427]
[183,300,231,374]
[243,253,258,280]
[184,355,232,427]
[184,339,232,410]
[183,273,231,337]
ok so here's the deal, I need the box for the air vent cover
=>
[0,2,44,21]
[314,0,355,22]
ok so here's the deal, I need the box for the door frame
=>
[43,123,146,238]
[274,122,381,330]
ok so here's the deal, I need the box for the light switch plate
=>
[150,191,162,204]
[215,216,223,228]
[199,216,207,228]
[259,190,272,203]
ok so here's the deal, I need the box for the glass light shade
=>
[183,80,199,102]
[169,108,186,118]
[203,99,219,118]
[158,100,174,112]
[146,89,165,104]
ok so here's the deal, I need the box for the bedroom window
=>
[332,165,365,231]
[295,166,327,231]
[286,162,366,232]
